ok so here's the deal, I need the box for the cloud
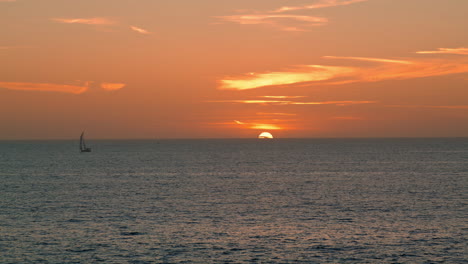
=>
[433,105,468,109]
[388,105,468,110]
[51,17,115,25]
[130,26,151,35]
[416,47,468,56]
[52,18,152,35]
[213,100,288,104]
[350,57,468,83]
[324,56,413,64]
[289,100,376,105]
[217,0,369,31]
[257,112,297,116]
[331,116,364,120]
[0,0,16,2]
[219,56,468,90]
[220,65,356,90]
[101,82,126,91]
[0,82,88,94]
[217,14,327,31]
[272,0,369,13]
[210,99,376,106]
[234,120,283,130]
[261,96,307,99]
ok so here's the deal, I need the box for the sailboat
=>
[80,131,92,152]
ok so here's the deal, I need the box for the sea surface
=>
[0,138,467,263]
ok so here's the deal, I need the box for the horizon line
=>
[1,136,467,141]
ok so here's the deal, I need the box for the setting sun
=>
[258,132,274,139]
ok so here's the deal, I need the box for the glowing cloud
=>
[234,120,283,130]
[0,82,88,94]
[261,96,306,99]
[101,82,126,91]
[211,100,285,104]
[416,47,468,55]
[130,26,151,35]
[289,100,376,106]
[211,99,376,106]
[257,112,297,116]
[220,65,356,90]
[52,18,115,25]
[251,124,282,130]
[219,56,468,90]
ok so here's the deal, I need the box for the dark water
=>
[1,139,467,263]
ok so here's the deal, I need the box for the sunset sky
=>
[1,0,467,139]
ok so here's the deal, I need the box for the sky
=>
[1,0,467,139]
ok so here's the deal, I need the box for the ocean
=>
[1,138,467,263]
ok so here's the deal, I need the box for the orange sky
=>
[1,0,467,139]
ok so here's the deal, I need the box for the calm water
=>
[1,139,467,263]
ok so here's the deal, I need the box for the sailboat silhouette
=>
[80,131,92,152]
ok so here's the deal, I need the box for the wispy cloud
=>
[101,82,126,91]
[324,56,413,64]
[219,100,286,104]
[261,95,307,99]
[210,99,376,106]
[220,65,356,90]
[416,47,468,55]
[331,116,364,120]
[0,82,88,94]
[51,17,115,25]
[217,0,369,31]
[130,26,151,35]
[51,18,152,35]
[208,100,289,105]
[426,105,468,109]
[0,81,126,94]
[289,100,375,105]
[272,0,369,13]
[388,105,468,110]
[218,14,327,31]
[219,55,468,90]
[257,112,297,116]
[351,58,468,84]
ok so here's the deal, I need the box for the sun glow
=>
[258,132,274,139]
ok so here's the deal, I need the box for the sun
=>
[258,132,274,139]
